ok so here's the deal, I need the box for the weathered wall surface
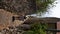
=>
[57,21,60,34]
[0,0,36,15]
[0,9,24,30]
[0,9,13,30]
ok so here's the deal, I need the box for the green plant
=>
[36,0,55,15]
[0,0,55,15]
[23,22,47,34]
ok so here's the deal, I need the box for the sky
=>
[29,0,60,18]
[43,0,60,18]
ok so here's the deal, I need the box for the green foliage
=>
[23,23,47,34]
[0,0,55,15]
[23,31,34,34]
[36,0,55,15]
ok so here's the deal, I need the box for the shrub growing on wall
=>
[23,22,47,34]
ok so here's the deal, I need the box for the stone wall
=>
[0,0,36,15]
[0,9,24,30]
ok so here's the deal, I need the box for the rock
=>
[20,24,31,30]
[0,32,3,34]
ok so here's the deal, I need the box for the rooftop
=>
[24,17,60,24]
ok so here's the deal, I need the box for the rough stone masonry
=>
[0,9,24,30]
